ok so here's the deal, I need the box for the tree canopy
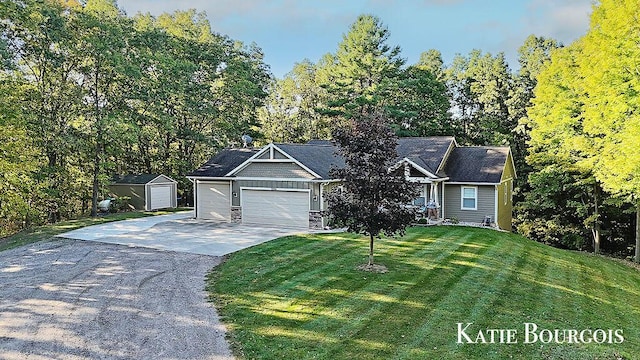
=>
[526,0,640,260]
[325,111,420,268]
[0,0,270,235]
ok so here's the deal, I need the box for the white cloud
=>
[524,0,592,43]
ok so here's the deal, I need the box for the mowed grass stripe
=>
[297,230,477,358]
[390,230,527,359]
[209,227,640,360]
[239,234,359,287]
[296,229,480,358]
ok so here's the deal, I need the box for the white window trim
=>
[461,186,478,211]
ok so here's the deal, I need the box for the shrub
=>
[109,196,132,213]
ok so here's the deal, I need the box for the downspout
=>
[320,182,330,229]
[441,182,445,219]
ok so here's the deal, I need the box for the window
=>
[461,186,477,210]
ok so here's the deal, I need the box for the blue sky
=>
[118,0,593,78]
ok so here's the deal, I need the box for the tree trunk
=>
[90,65,101,218]
[593,184,600,254]
[91,158,99,218]
[635,202,640,263]
[369,233,374,266]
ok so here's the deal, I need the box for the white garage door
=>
[242,189,309,228]
[197,182,231,221]
[149,185,171,210]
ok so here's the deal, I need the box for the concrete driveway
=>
[57,211,314,256]
[0,212,323,359]
[0,239,232,360]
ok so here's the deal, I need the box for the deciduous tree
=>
[325,112,420,268]
[526,0,640,259]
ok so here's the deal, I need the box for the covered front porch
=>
[410,181,445,223]
[396,157,448,224]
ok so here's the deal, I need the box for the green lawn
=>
[0,209,189,252]
[208,226,640,360]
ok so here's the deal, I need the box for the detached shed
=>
[109,174,178,211]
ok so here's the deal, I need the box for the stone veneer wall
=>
[309,211,323,230]
[231,207,242,223]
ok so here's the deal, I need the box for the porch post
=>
[433,182,440,219]
[433,183,439,206]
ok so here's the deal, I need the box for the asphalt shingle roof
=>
[187,148,259,177]
[396,137,455,174]
[188,137,509,184]
[112,174,162,184]
[443,147,509,183]
[276,143,345,179]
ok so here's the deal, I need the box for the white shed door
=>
[149,185,171,210]
[197,182,231,221]
[242,190,309,228]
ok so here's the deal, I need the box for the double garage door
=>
[242,189,310,229]
[197,183,310,228]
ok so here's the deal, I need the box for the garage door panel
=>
[242,190,309,228]
[149,185,171,210]
[198,182,231,221]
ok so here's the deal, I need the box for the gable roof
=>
[443,146,510,184]
[276,143,345,179]
[396,137,455,176]
[112,174,163,184]
[188,137,511,184]
[187,148,259,178]
[278,137,453,180]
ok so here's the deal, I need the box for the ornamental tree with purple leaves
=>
[325,112,420,267]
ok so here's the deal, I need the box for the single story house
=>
[109,174,178,211]
[187,137,516,231]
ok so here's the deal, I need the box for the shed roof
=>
[443,147,509,183]
[187,148,259,178]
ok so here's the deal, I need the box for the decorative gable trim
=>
[437,138,458,174]
[148,174,178,184]
[225,143,321,179]
[503,149,517,180]
[402,158,439,179]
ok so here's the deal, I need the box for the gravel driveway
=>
[0,239,233,360]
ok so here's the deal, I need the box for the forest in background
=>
[1,0,638,260]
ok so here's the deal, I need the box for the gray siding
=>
[232,180,321,210]
[109,184,146,210]
[444,185,495,224]
[148,175,175,184]
[322,182,341,211]
[273,149,289,159]
[235,162,315,179]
